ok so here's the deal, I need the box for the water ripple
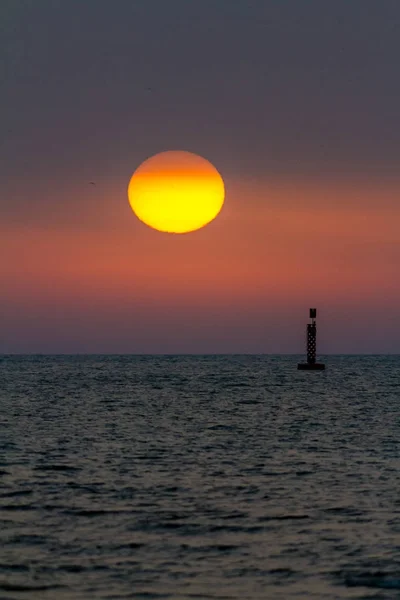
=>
[0,355,399,599]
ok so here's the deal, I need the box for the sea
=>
[0,355,399,600]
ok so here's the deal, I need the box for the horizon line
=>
[2,353,400,357]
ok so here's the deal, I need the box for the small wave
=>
[0,582,65,592]
[240,400,261,405]
[180,543,240,554]
[206,424,235,431]
[63,508,131,517]
[4,534,48,545]
[258,514,309,522]
[117,542,145,550]
[0,490,33,498]
[208,524,264,533]
[343,572,400,589]
[41,504,66,512]
[269,568,297,577]
[156,521,187,530]
[220,512,247,520]
[61,564,109,573]
[0,564,30,572]
[34,464,81,472]
[125,593,171,598]
[0,504,35,511]
[206,544,239,552]
[325,506,364,516]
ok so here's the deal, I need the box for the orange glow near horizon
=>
[3,175,400,352]
[128,151,225,233]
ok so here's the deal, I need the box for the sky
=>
[2,0,400,353]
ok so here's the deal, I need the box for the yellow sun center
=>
[127,151,225,233]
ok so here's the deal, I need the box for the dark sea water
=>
[1,355,399,599]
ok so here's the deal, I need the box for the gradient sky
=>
[2,0,400,353]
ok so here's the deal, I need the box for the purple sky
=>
[2,1,400,353]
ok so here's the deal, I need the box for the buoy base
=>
[297,363,325,370]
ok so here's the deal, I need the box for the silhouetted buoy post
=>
[297,308,325,370]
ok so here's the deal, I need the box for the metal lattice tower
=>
[298,308,325,370]
[306,323,316,364]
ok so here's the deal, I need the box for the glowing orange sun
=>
[127,151,225,233]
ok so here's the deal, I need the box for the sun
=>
[127,151,225,233]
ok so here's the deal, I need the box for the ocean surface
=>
[0,355,399,600]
